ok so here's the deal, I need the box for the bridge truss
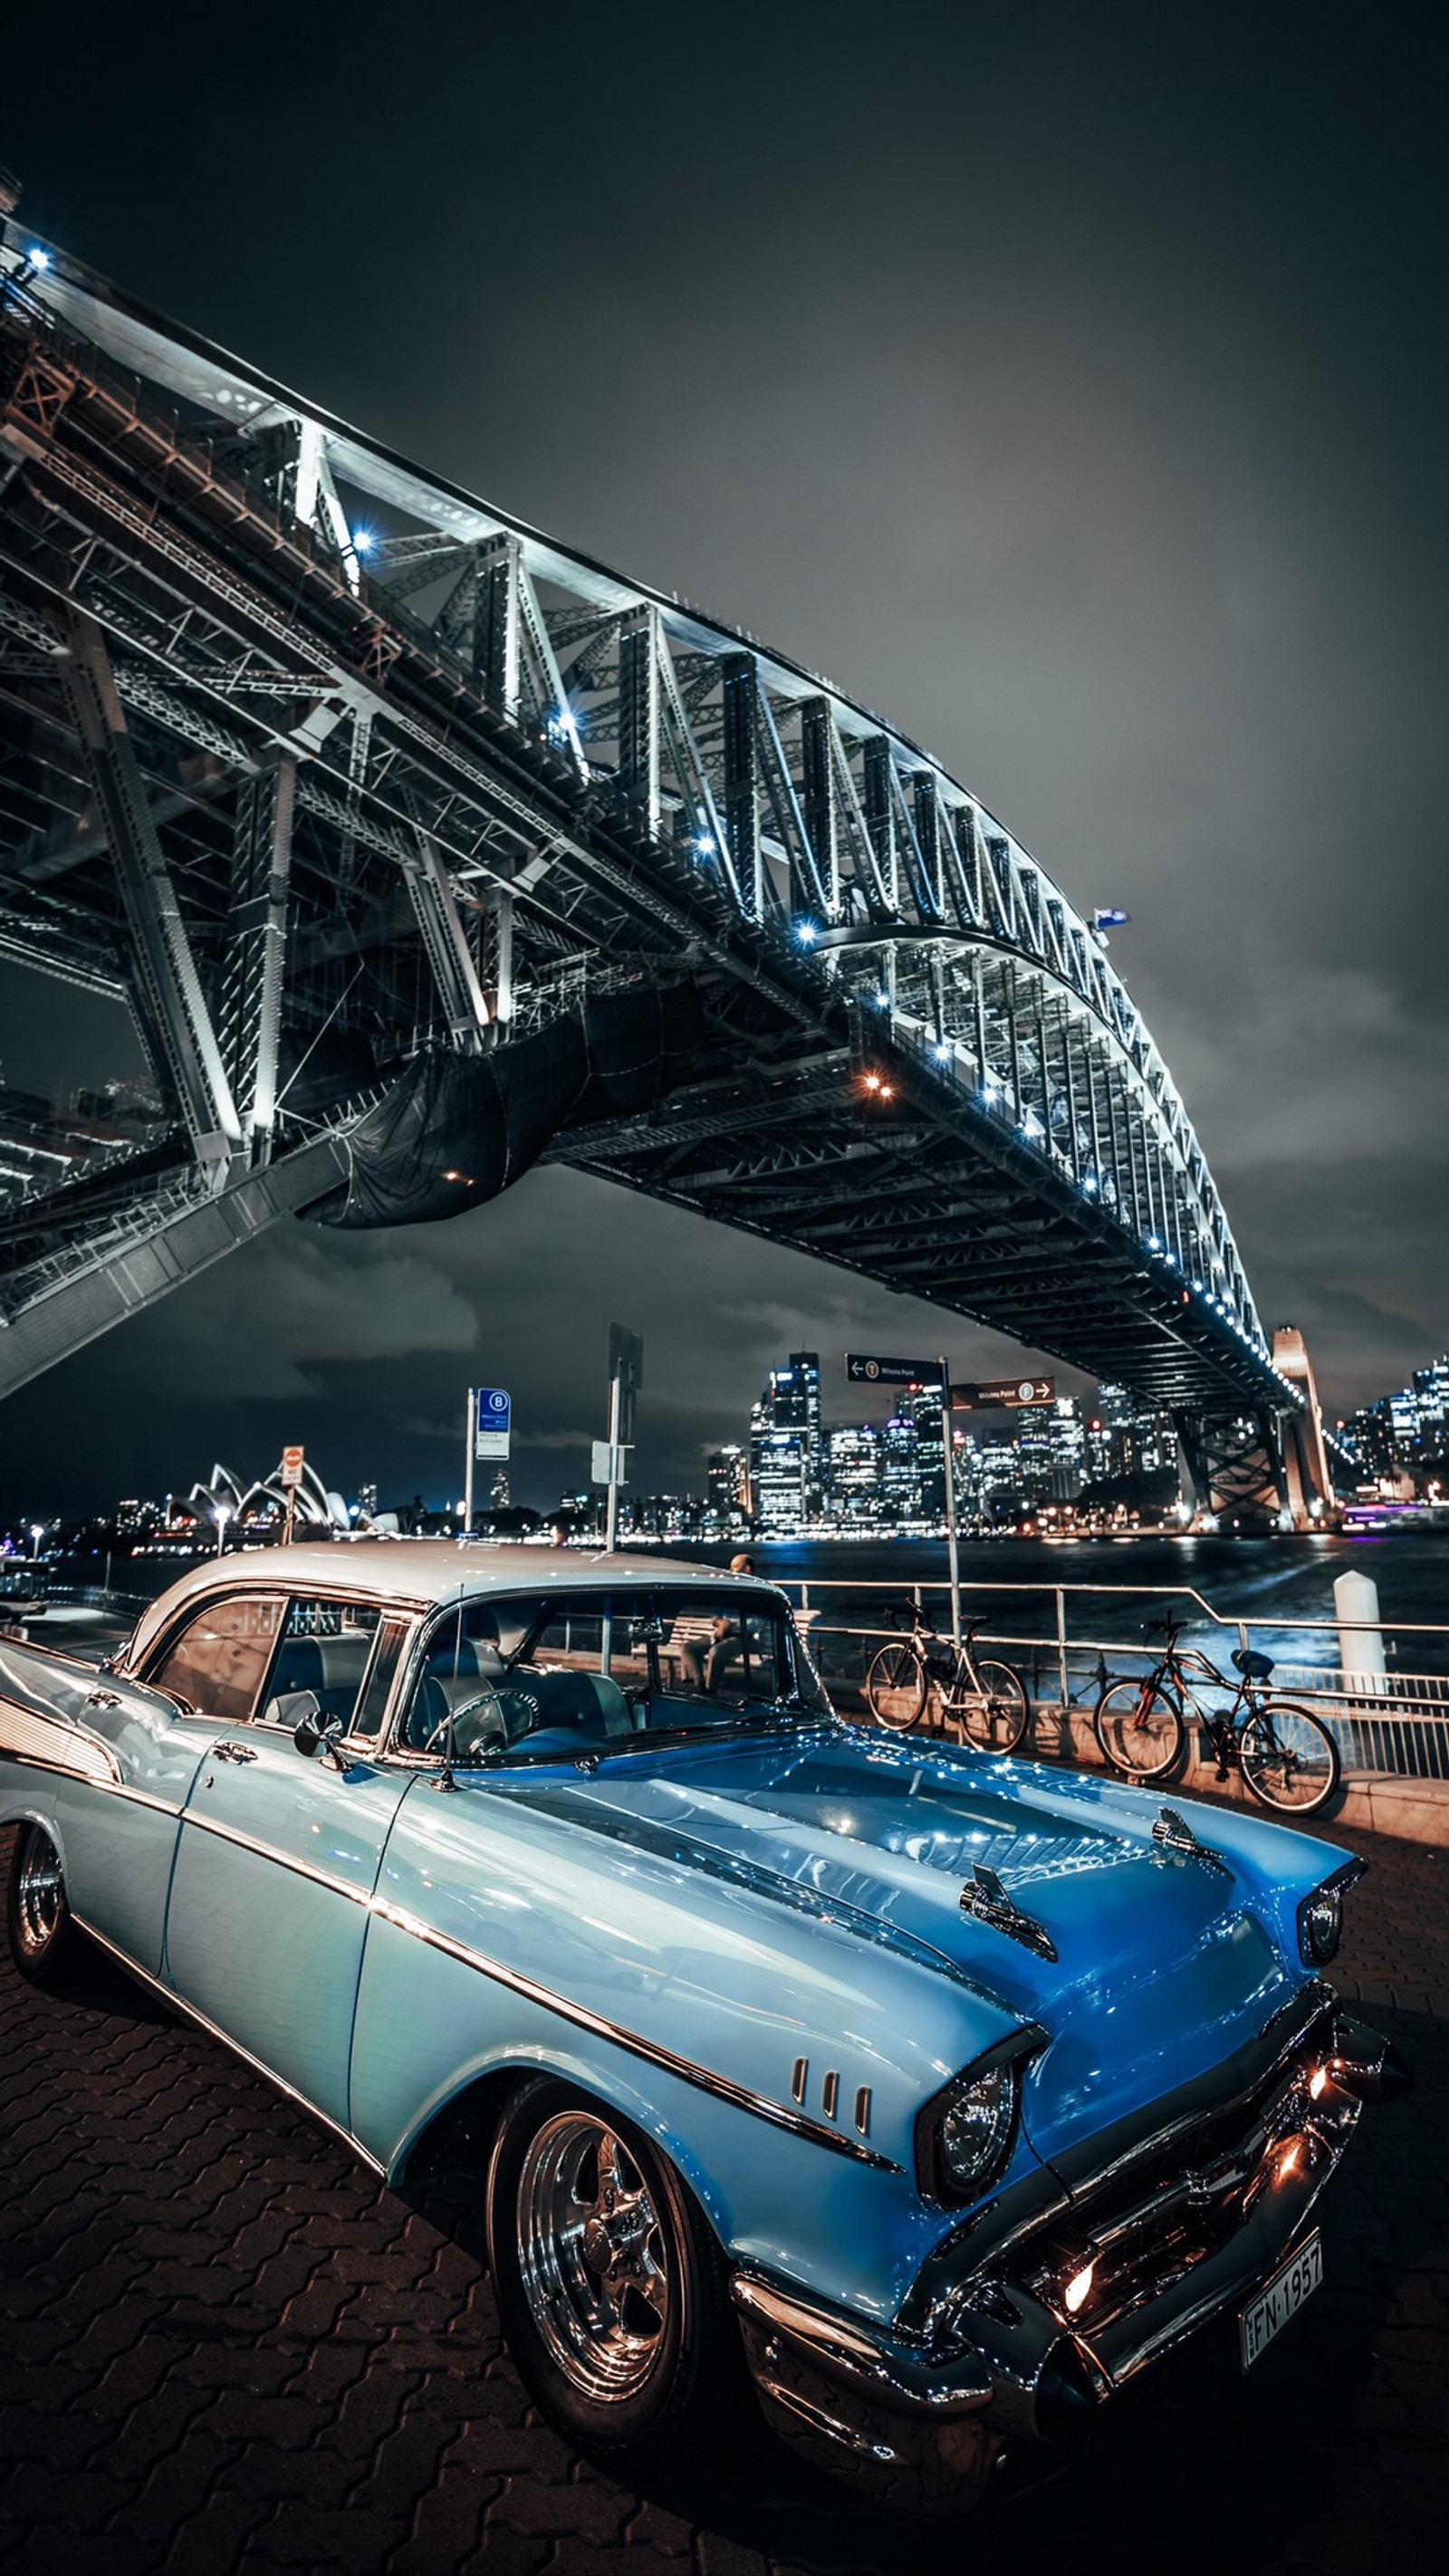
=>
[0,210,1310,1492]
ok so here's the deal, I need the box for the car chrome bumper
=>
[732,2006,1408,2510]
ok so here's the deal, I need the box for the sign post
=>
[465,1389,511,1531]
[845,1354,962,1643]
[937,1354,962,1648]
[603,1325,644,1553]
[279,1444,305,1548]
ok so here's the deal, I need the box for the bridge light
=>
[878,1081,895,1100]
[350,525,376,553]
[795,921,819,947]
[933,1041,952,1062]
[25,245,51,271]
[873,987,890,1008]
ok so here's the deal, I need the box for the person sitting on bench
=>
[681,1613,744,1694]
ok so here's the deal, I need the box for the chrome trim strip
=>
[71,1915,387,2176]
[368,1894,903,2170]
[177,1795,903,2167]
[107,1783,181,1816]
[181,1802,369,1906]
[0,1701,122,1786]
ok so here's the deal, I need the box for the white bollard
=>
[1334,1570,1387,1688]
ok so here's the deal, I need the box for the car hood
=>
[503,1727,1304,2170]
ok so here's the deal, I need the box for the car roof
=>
[125,1541,776,1665]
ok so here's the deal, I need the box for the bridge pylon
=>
[1173,1324,1338,1530]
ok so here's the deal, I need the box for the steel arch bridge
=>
[0,204,1312,1495]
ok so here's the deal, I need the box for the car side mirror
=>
[289,1696,343,1763]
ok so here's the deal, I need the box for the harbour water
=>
[677,1524,1449,1678]
[49,1521,1449,1679]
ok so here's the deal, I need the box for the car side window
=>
[350,1619,410,1741]
[148,1594,285,1722]
[258,1599,381,1731]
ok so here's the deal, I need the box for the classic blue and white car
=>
[0,1544,1406,2509]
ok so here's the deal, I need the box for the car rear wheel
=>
[1239,1702,1341,1813]
[485,2077,737,2470]
[6,1824,85,1987]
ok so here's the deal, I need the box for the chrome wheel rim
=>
[14,1832,62,1957]
[515,2111,671,2400]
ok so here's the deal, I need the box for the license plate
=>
[1239,2231,1322,2370]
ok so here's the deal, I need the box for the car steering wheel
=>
[417,1687,504,1757]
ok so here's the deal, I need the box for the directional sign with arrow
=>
[952,1376,1056,1409]
[845,1352,944,1388]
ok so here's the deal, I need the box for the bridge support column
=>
[799,698,840,916]
[721,654,763,918]
[617,606,660,835]
[399,834,492,1050]
[62,613,242,1169]
[219,755,295,1166]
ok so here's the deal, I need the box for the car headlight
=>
[915,2033,1044,2205]
[1297,1860,1366,1966]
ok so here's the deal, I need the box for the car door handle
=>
[213,1740,258,1764]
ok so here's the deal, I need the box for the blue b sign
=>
[474,1388,511,1460]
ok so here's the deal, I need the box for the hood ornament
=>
[960,1863,1058,1963]
[1151,1807,1231,1873]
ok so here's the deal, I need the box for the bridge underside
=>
[0,215,1303,1454]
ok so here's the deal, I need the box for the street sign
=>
[279,1445,305,1488]
[474,1388,512,1460]
[952,1375,1057,1409]
[591,1439,630,1487]
[845,1352,943,1388]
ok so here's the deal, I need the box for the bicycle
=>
[866,1605,1030,1753]
[1093,1615,1341,1814]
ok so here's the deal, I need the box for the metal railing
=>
[770,1575,1449,1783]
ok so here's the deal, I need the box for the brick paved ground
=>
[0,1812,1442,2576]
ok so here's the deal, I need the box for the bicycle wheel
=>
[955,1658,1030,1754]
[1093,1677,1184,1777]
[1239,1702,1340,1814]
[866,1641,927,1730]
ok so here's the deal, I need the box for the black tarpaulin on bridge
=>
[309,981,705,1230]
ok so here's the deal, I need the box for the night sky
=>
[2,1,1445,1517]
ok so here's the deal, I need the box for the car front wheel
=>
[485,2076,736,2469]
[6,1823,85,1987]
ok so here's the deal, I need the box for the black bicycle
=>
[866,1606,1030,1753]
[1093,1615,1340,1814]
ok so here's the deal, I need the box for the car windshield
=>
[394,1587,833,1764]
